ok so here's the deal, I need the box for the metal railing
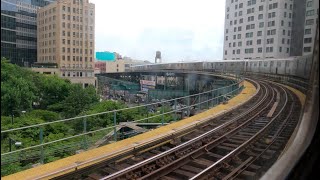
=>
[1,75,244,168]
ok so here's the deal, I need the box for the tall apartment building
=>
[223,0,301,60]
[36,0,95,87]
[1,0,55,67]
[302,0,319,55]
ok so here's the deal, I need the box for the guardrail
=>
[1,73,244,170]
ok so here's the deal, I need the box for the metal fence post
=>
[114,112,117,142]
[161,102,164,125]
[40,127,44,164]
[212,90,214,107]
[207,92,209,109]
[147,105,149,123]
[83,118,88,150]
[187,96,190,117]
[198,94,201,110]
[174,99,177,121]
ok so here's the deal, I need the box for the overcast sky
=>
[91,0,226,62]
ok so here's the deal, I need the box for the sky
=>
[91,0,226,63]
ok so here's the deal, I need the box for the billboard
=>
[140,80,156,92]
[96,51,115,61]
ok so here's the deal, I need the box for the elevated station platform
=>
[4,80,305,180]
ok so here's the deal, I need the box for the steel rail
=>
[100,80,270,180]
[136,82,275,180]
[227,89,295,180]
[190,82,289,180]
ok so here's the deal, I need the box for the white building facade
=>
[223,0,297,60]
[302,0,319,56]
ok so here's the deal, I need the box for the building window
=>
[238,26,242,31]
[279,47,282,52]
[306,19,314,25]
[307,1,313,7]
[306,10,315,16]
[266,47,273,53]
[267,38,274,44]
[257,39,262,44]
[304,38,312,44]
[238,41,242,46]
[259,22,264,28]
[258,14,263,19]
[245,32,253,38]
[245,48,254,54]
[247,8,254,14]
[304,47,312,52]
[268,21,275,27]
[258,47,262,53]
[259,5,263,11]
[248,16,254,22]
[257,31,262,36]
[237,34,241,39]
[267,29,276,35]
[305,28,312,34]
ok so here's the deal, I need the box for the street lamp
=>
[9,137,22,152]
[11,110,26,124]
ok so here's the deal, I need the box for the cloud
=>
[91,0,226,62]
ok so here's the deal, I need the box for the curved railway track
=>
[53,79,301,180]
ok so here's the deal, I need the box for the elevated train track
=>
[52,78,302,180]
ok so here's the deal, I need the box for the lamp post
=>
[9,137,22,152]
[11,110,26,124]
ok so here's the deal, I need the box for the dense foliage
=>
[1,58,175,176]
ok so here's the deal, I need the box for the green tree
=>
[1,59,37,116]
[60,84,99,118]
[26,110,60,122]
[35,75,71,109]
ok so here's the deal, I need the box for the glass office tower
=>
[1,0,55,67]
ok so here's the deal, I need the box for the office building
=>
[1,0,55,67]
[94,60,106,73]
[223,0,305,60]
[35,0,95,87]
